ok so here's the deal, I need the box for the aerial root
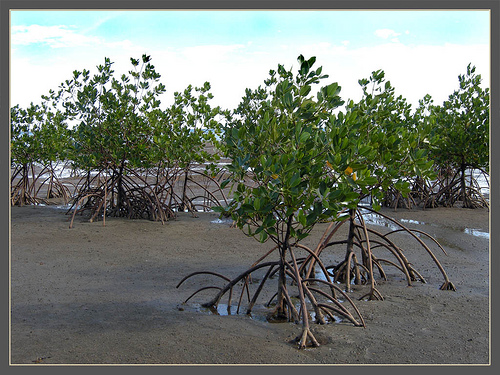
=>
[184,286,223,304]
[295,327,320,349]
[178,244,366,350]
[362,206,455,290]
[359,287,384,301]
[178,206,457,350]
[316,207,455,293]
[176,271,231,288]
[65,165,228,226]
[440,280,457,291]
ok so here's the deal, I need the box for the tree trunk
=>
[116,162,126,215]
[344,208,361,290]
[274,215,294,320]
[20,164,29,206]
[460,161,472,208]
[274,245,288,319]
[181,168,189,212]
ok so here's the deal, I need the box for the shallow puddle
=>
[38,203,72,211]
[201,303,241,316]
[210,217,234,225]
[361,213,401,232]
[360,211,489,239]
[400,218,426,225]
[197,300,346,324]
[198,302,270,323]
[463,228,489,238]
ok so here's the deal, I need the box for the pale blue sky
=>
[10,10,490,111]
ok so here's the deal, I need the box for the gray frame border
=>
[2,0,498,372]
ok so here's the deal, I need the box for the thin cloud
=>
[9,14,489,114]
[10,38,489,112]
[374,28,402,40]
[180,44,246,61]
[11,24,102,48]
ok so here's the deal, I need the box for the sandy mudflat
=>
[10,204,489,365]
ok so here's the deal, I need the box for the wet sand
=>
[10,204,489,365]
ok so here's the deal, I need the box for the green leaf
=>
[300,85,312,97]
[357,176,378,186]
[283,92,293,109]
[263,213,276,228]
[306,211,318,226]
[254,197,261,211]
[299,132,310,143]
[290,172,301,188]
[220,179,231,189]
[297,209,307,227]
[348,162,367,171]
[326,82,341,98]
[258,230,269,243]
[358,145,372,156]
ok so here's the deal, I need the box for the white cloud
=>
[272,40,490,110]
[105,39,135,50]
[181,44,246,61]
[335,42,489,107]
[374,28,402,40]
[10,32,490,115]
[11,24,102,48]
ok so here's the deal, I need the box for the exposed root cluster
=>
[385,168,489,210]
[177,247,365,349]
[313,207,456,295]
[11,162,72,206]
[67,164,229,228]
[178,207,456,349]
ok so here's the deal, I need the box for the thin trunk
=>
[460,161,471,208]
[181,168,189,211]
[275,215,294,319]
[344,208,358,291]
[21,164,29,206]
[275,245,287,318]
[116,162,126,215]
[344,208,361,291]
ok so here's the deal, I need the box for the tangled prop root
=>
[68,165,228,227]
[177,245,365,349]
[299,207,456,300]
[385,168,489,210]
[11,162,71,207]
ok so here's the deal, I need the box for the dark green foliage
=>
[10,54,228,220]
[430,64,489,208]
[394,64,490,209]
[328,69,436,211]
[218,55,350,245]
[10,101,71,205]
[432,64,489,173]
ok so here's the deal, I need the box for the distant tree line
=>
[10,54,489,219]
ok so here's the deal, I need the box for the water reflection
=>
[210,217,234,225]
[463,228,489,238]
[400,218,425,225]
[362,212,489,239]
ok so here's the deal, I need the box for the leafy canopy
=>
[327,69,436,210]
[430,64,489,172]
[54,54,166,172]
[217,55,358,244]
[11,101,69,167]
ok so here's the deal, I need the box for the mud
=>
[10,204,489,364]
